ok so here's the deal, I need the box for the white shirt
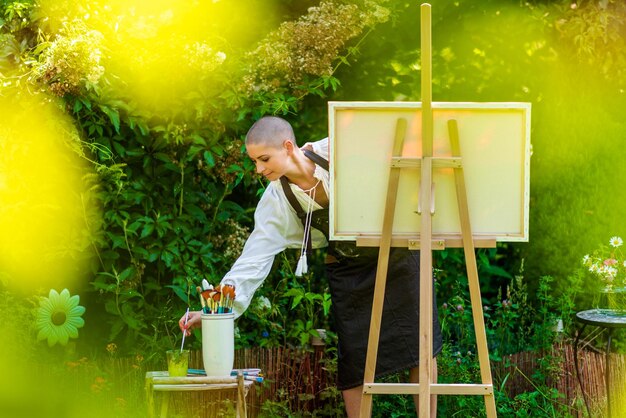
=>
[223,138,330,317]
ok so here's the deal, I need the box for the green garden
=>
[1,0,626,416]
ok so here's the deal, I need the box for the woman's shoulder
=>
[257,180,294,211]
[259,181,284,201]
[308,138,329,159]
[255,181,298,225]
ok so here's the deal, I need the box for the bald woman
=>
[180,116,442,417]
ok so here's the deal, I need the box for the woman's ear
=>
[283,139,296,155]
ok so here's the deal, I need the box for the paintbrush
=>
[223,284,235,312]
[201,289,212,313]
[211,291,221,313]
[196,286,206,312]
[231,368,262,376]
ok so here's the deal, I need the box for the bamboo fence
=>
[493,342,626,418]
[156,344,334,417]
[90,342,624,417]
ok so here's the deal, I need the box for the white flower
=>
[601,266,618,279]
[36,289,85,347]
[610,236,623,248]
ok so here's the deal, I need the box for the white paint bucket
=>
[201,312,234,377]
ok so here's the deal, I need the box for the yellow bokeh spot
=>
[0,88,98,293]
[37,0,276,116]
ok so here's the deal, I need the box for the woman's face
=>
[246,141,291,181]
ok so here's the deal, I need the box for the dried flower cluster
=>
[243,0,389,93]
[211,139,245,185]
[211,218,250,264]
[33,20,105,97]
[184,41,227,74]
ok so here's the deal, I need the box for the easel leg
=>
[419,158,434,418]
[359,118,407,418]
[419,4,434,414]
[448,119,497,417]
[359,241,391,418]
[359,238,391,418]
[464,246,497,417]
[410,359,438,416]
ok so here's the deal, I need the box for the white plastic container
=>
[201,312,234,377]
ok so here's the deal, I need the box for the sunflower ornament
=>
[36,289,85,346]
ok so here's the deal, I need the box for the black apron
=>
[281,151,443,390]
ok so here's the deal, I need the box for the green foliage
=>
[0,0,388,356]
[435,265,579,417]
[438,251,579,356]
[0,0,39,77]
[258,391,294,418]
[232,251,335,351]
[81,106,259,354]
[256,345,343,417]
[333,0,626,287]
[495,380,574,418]
[282,275,332,347]
[370,373,416,418]
[0,0,32,32]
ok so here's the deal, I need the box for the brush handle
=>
[180,307,190,352]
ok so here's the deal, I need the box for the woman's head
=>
[245,116,297,181]
[245,116,295,149]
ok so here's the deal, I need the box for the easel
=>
[358,4,497,417]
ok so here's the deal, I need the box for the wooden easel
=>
[358,4,497,417]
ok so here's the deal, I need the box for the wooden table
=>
[145,371,254,418]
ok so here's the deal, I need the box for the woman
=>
[179,116,442,417]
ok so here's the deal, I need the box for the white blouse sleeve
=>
[222,183,303,318]
[221,137,329,319]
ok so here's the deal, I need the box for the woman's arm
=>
[178,183,303,333]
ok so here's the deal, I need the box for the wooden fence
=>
[156,344,336,417]
[493,342,626,417]
[103,342,624,417]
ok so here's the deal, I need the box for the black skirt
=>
[325,247,443,390]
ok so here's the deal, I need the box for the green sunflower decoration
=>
[36,289,85,346]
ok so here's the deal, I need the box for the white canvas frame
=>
[328,101,531,242]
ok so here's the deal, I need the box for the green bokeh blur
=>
[330,0,626,290]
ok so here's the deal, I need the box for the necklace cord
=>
[296,179,319,276]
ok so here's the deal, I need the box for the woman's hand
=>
[179,310,202,336]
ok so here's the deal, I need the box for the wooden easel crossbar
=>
[358,4,497,417]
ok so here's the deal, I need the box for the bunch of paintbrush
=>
[196,279,236,314]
